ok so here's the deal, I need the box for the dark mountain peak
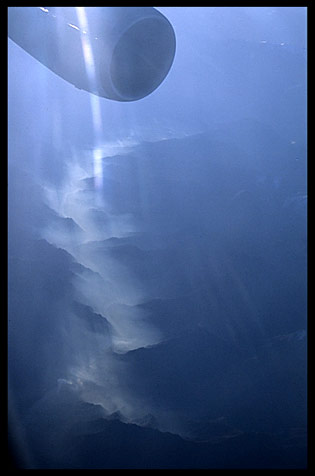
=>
[72,300,113,336]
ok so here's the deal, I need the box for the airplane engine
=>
[8,7,176,101]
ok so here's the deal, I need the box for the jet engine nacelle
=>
[8,7,176,101]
